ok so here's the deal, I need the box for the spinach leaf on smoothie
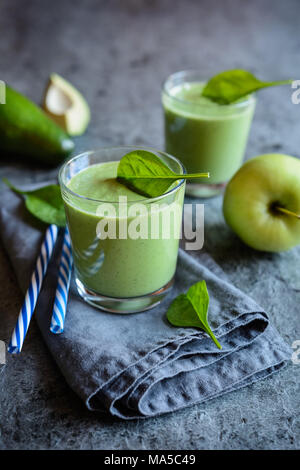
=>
[167,280,222,349]
[202,69,292,104]
[117,150,209,197]
[3,178,66,227]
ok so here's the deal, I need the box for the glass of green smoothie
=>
[162,70,256,197]
[59,146,186,314]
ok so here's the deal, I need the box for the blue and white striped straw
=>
[50,227,73,334]
[8,224,58,354]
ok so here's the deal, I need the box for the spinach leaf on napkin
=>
[167,280,222,349]
[3,178,66,227]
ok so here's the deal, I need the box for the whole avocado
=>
[0,85,74,165]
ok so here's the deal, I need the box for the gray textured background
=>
[0,0,299,450]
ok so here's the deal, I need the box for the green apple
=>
[43,73,90,136]
[223,153,300,252]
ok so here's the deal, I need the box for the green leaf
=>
[117,150,209,197]
[167,280,222,349]
[3,178,66,227]
[202,69,292,104]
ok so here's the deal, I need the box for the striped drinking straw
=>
[50,227,73,334]
[8,224,58,354]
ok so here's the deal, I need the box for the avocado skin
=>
[0,85,74,165]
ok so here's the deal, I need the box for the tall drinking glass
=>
[162,70,256,197]
[59,146,185,313]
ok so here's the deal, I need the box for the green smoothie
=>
[64,160,184,299]
[162,80,255,195]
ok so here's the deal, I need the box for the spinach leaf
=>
[117,150,209,197]
[3,178,66,227]
[202,69,292,104]
[167,280,222,349]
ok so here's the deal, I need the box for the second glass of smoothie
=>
[162,70,256,197]
[59,147,185,314]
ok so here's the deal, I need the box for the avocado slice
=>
[43,74,90,136]
[0,85,74,165]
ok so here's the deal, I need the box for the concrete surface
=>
[0,0,299,450]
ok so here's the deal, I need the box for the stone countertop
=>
[0,0,299,450]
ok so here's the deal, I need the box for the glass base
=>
[186,182,226,198]
[75,277,174,314]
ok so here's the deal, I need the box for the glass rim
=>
[162,69,256,109]
[58,145,186,205]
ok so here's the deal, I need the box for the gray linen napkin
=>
[0,187,291,419]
